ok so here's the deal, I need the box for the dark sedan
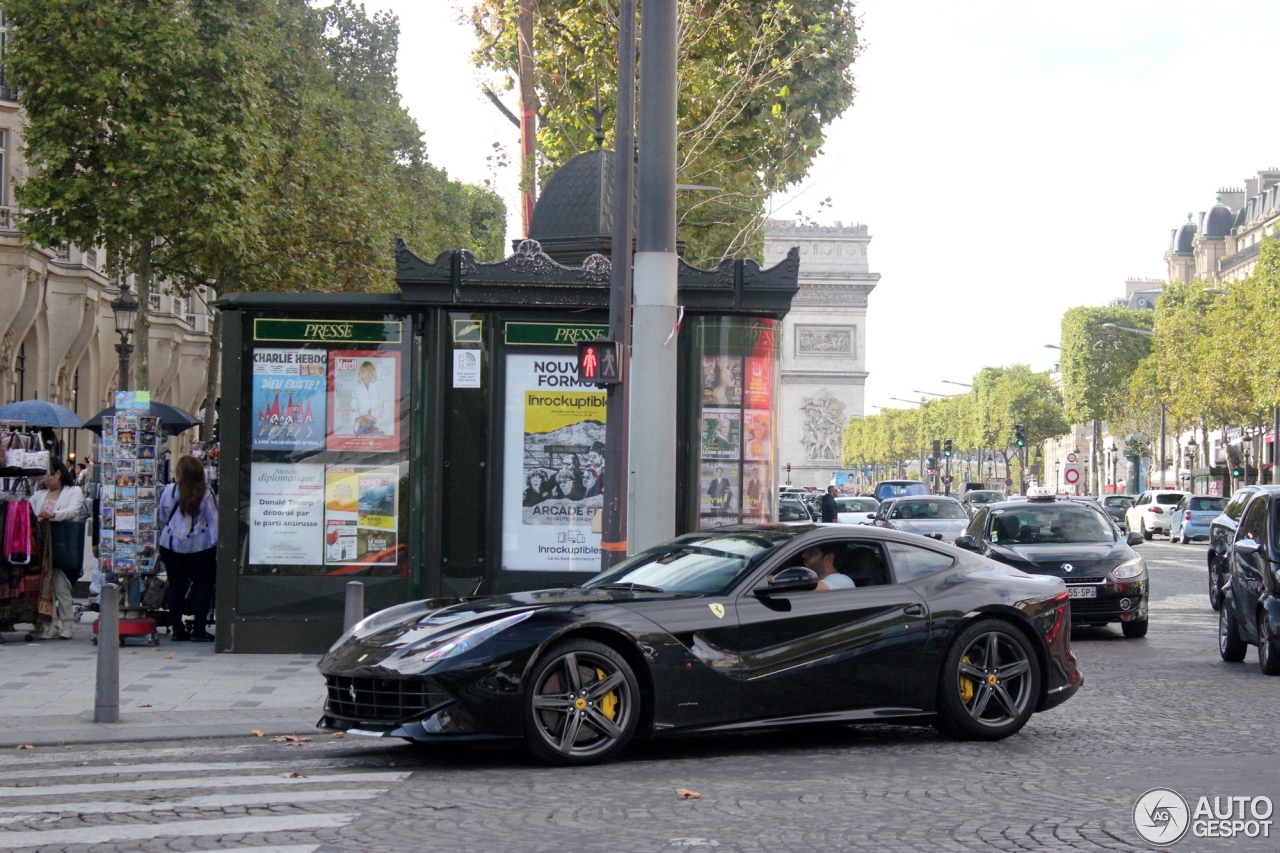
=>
[1097,494,1135,530]
[318,524,1082,765]
[955,491,1149,637]
[1208,486,1261,611]
[1218,486,1280,674]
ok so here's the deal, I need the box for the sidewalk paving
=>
[0,618,325,747]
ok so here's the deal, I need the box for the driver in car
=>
[800,544,855,590]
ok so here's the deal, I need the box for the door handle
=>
[904,604,925,616]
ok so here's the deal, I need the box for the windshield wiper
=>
[598,582,666,593]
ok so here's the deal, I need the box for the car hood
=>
[888,519,969,541]
[986,541,1134,577]
[319,587,674,673]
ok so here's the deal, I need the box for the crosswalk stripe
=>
[0,812,356,848]
[0,771,411,798]
[0,787,386,817]
[207,847,319,853]
[1,761,279,781]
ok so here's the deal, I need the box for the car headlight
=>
[410,610,535,671]
[1111,557,1146,580]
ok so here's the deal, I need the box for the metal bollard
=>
[343,581,365,632]
[94,583,120,723]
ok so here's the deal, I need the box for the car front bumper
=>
[1067,580,1148,625]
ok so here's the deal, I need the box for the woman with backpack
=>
[159,455,218,641]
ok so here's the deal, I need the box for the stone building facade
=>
[0,67,214,457]
[1165,167,1280,285]
[763,220,878,489]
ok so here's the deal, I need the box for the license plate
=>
[345,728,388,738]
[1067,586,1097,598]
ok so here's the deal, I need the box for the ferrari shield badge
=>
[709,603,725,619]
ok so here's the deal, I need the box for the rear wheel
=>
[934,619,1040,741]
[1219,603,1247,662]
[523,639,640,766]
[1258,615,1280,676]
[1179,529,1190,545]
[1121,618,1148,639]
[1207,560,1222,611]
[1141,519,1153,541]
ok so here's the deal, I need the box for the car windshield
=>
[583,531,796,594]
[968,492,1005,505]
[890,500,967,520]
[1104,496,1134,508]
[778,501,809,521]
[836,498,878,512]
[988,504,1115,544]
[877,482,930,499]
[1190,496,1227,512]
[1155,493,1184,505]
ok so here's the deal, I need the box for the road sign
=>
[1005,478,1014,487]
[1064,467,1081,485]
[1066,452,1078,464]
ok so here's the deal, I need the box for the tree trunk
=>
[517,0,537,237]
[200,276,225,442]
[1091,418,1100,497]
[134,238,153,392]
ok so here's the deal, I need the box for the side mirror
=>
[1126,531,1144,547]
[1235,540,1261,557]
[759,566,820,595]
[954,535,980,552]
[865,513,877,521]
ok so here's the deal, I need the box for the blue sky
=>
[380,0,1280,408]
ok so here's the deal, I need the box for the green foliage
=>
[466,0,861,265]
[1059,306,1152,425]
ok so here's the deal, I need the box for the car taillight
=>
[1043,594,1069,645]
[1185,511,1192,520]
[1150,507,1163,514]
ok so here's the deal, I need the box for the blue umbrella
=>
[81,402,202,435]
[0,400,85,428]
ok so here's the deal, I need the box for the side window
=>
[887,542,956,582]
[768,540,891,590]
[1239,498,1267,542]
[1135,493,1149,506]
[966,508,988,539]
[1226,492,1247,521]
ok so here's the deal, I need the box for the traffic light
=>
[926,455,937,472]
[576,339,621,385]
[931,439,941,456]
[1014,423,1027,448]
[943,438,953,458]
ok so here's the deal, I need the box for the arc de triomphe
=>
[763,220,878,489]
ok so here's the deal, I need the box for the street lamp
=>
[942,380,972,388]
[889,397,921,406]
[911,390,954,398]
[111,281,139,392]
[1044,344,1060,350]
[1101,322,1153,338]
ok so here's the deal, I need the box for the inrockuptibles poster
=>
[328,351,399,452]
[252,348,327,451]
[323,465,399,566]
[248,462,325,565]
[502,354,606,572]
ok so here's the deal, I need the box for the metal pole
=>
[343,581,365,632]
[629,0,678,553]
[94,583,120,723]
[600,0,637,571]
[1159,402,1167,489]
[1273,406,1279,486]
[115,341,132,392]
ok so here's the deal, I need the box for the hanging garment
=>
[35,519,54,627]
[4,499,34,565]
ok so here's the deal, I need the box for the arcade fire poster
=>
[327,351,399,452]
[502,354,606,571]
[252,348,327,451]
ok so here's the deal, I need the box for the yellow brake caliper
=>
[959,656,975,704]
[595,668,618,720]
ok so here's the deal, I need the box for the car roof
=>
[889,495,961,503]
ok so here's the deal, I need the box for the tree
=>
[465,0,862,264]
[970,366,1066,493]
[8,0,271,391]
[1060,307,1152,492]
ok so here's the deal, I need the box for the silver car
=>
[874,495,969,543]
[1170,494,1227,543]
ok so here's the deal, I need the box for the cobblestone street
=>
[1,540,1274,853]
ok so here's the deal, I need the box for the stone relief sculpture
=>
[800,389,846,460]
[796,326,853,355]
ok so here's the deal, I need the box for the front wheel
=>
[523,639,640,766]
[934,619,1040,741]
[1259,615,1280,676]
[1220,603,1247,662]
[1121,618,1148,639]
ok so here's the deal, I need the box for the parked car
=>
[319,522,1082,763]
[1207,486,1262,611]
[1096,495,1136,531]
[961,490,1006,516]
[1218,487,1280,674]
[956,488,1149,637]
[777,497,812,523]
[835,496,880,525]
[1125,490,1189,540]
[1170,494,1227,544]
[873,480,931,502]
[874,496,970,543]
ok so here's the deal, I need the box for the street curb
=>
[0,719,322,748]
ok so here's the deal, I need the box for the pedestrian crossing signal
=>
[577,339,621,386]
